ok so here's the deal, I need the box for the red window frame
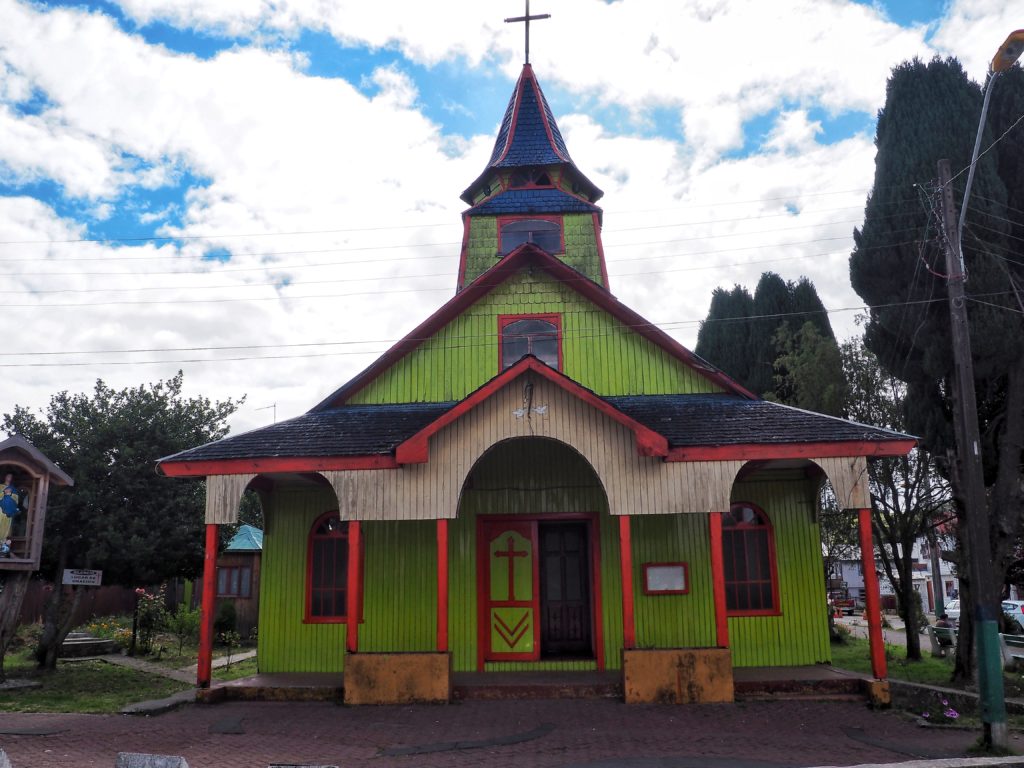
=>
[721,502,780,616]
[497,214,565,256]
[498,313,563,372]
[216,565,252,598]
[642,562,689,595]
[304,511,364,624]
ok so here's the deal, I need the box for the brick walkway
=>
[0,698,1010,768]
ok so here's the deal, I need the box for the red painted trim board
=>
[197,523,218,688]
[593,212,610,290]
[618,516,636,650]
[859,508,887,679]
[708,512,729,648]
[667,439,916,462]
[395,356,668,464]
[346,521,361,653]
[456,215,472,291]
[159,455,397,478]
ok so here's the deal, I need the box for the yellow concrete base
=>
[864,679,891,707]
[623,648,734,704]
[343,652,451,705]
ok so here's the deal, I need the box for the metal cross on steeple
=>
[505,0,550,65]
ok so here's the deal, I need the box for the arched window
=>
[500,315,561,370]
[499,218,562,255]
[306,511,351,622]
[721,502,778,615]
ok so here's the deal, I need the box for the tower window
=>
[499,218,562,256]
[508,168,553,188]
[500,315,561,370]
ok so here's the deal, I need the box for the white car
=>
[944,599,960,626]
[1003,600,1024,633]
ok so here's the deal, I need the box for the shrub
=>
[165,604,201,656]
[136,586,169,654]
[214,601,237,636]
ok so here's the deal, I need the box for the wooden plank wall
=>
[347,270,722,405]
[727,477,831,667]
[326,376,742,521]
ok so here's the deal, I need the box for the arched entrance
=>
[457,437,609,670]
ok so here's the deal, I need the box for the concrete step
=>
[60,636,119,657]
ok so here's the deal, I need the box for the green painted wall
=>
[348,270,722,405]
[258,487,347,673]
[258,461,829,673]
[631,515,718,650]
[727,476,831,667]
[462,213,605,287]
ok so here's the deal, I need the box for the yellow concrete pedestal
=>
[343,652,451,705]
[623,648,734,704]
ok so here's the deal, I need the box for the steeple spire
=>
[504,0,550,65]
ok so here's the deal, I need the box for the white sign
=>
[62,569,102,587]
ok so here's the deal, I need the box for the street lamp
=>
[957,30,1024,267]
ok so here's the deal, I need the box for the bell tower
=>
[456,64,608,290]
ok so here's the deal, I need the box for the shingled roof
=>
[159,392,911,467]
[460,64,602,204]
[466,188,600,217]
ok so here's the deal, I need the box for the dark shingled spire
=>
[461,64,602,204]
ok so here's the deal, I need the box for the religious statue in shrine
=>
[0,473,28,542]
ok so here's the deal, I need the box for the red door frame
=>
[476,512,605,671]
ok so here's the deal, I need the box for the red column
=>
[708,512,730,648]
[197,523,218,688]
[619,516,636,650]
[346,520,361,653]
[437,519,449,652]
[858,508,887,680]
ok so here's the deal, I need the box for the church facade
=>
[159,63,909,702]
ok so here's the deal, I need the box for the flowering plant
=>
[920,694,960,723]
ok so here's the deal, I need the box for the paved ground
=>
[0,697,1013,768]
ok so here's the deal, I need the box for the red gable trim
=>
[314,245,755,410]
[395,356,669,464]
[158,455,398,478]
[666,439,916,462]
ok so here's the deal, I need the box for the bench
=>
[1001,633,1024,668]
[926,625,957,657]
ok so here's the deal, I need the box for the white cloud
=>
[764,110,823,153]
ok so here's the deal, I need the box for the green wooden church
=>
[159,61,910,704]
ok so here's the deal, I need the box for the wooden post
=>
[197,523,218,688]
[619,516,636,650]
[858,508,887,680]
[346,520,361,653]
[437,519,449,652]
[708,511,730,648]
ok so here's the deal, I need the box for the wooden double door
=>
[478,516,599,665]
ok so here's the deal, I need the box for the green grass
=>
[0,653,190,714]
[213,656,258,681]
[831,636,958,686]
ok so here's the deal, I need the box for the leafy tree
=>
[695,273,843,405]
[841,335,951,659]
[770,322,847,417]
[849,57,1023,680]
[1,373,241,669]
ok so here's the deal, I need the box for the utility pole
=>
[937,158,1007,747]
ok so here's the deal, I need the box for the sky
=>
[1,0,1022,437]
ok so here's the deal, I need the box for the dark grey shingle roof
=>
[161,394,911,467]
[160,402,454,463]
[606,394,913,446]
[466,188,600,216]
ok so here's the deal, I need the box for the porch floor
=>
[198,665,870,704]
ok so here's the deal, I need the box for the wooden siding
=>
[347,270,722,405]
[205,474,254,524]
[814,455,869,510]
[326,376,742,521]
[258,487,347,673]
[631,515,717,649]
[462,213,605,287]
[360,520,437,652]
[450,438,624,671]
[726,477,831,667]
